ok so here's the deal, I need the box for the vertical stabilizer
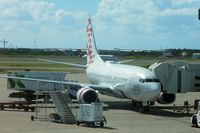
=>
[86,14,104,65]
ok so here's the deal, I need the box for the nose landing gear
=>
[132,100,151,113]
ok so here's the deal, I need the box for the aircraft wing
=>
[37,59,86,68]
[0,76,113,93]
[35,59,114,93]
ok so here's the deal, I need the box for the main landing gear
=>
[132,100,151,113]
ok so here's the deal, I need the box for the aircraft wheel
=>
[31,115,34,121]
[76,121,80,126]
[137,103,144,113]
[144,106,150,113]
[91,122,95,127]
[192,115,198,127]
[87,123,90,127]
[132,100,137,106]
[100,122,104,127]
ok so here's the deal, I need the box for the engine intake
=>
[77,87,98,104]
[157,92,176,104]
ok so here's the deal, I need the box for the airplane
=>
[0,14,176,113]
[81,54,118,62]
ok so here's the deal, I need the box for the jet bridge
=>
[149,61,200,94]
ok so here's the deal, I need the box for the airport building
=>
[192,53,200,59]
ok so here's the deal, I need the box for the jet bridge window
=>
[139,78,160,83]
[195,76,200,80]
[194,83,200,87]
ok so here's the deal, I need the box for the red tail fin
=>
[86,14,103,65]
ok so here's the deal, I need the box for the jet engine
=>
[77,87,98,104]
[157,92,176,104]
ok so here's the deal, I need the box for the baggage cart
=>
[76,102,106,127]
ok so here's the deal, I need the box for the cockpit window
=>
[139,78,160,83]
[154,79,160,82]
[146,79,153,82]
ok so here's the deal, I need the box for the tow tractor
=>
[191,100,200,127]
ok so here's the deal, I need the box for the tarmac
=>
[0,73,200,133]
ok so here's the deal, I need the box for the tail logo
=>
[86,17,95,64]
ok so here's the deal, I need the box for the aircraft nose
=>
[142,83,161,101]
[149,83,161,101]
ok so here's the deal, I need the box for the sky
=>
[0,0,199,50]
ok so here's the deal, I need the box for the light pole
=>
[0,38,8,48]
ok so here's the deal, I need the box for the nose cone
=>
[142,83,161,102]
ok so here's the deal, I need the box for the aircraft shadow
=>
[103,101,133,111]
[150,106,193,118]
[103,101,194,118]
[0,109,34,112]
[79,124,117,130]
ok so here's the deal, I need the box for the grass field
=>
[0,55,86,73]
[0,55,199,73]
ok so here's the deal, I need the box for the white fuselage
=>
[86,61,161,102]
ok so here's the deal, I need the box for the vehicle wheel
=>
[132,100,137,106]
[97,98,100,102]
[100,122,104,127]
[91,122,95,127]
[31,115,34,121]
[103,116,107,124]
[24,108,29,112]
[31,107,35,112]
[1,105,4,110]
[87,123,90,127]
[192,115,198,127]
[25,96,32,102]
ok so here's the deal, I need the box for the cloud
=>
[0,0,53,22]
[159,8,196,16]
[0,0,87,48]
[171,0,199,6]
[95,0,197,33]
[0,0,199,49]
[94,0,199,49]
[0,0,86,31]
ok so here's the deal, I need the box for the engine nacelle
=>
[77,87,98,104]
[157,92,176,104]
